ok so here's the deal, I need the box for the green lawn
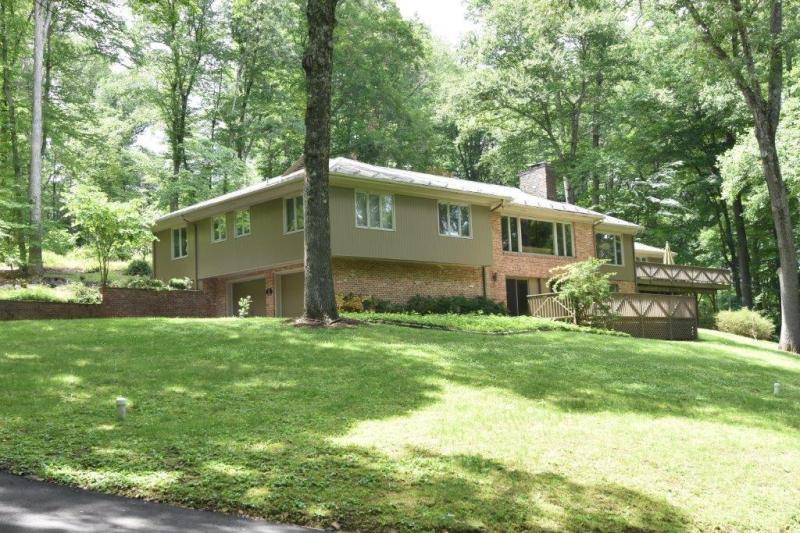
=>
[1,319,799,531]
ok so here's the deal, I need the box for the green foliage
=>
[405,295,507,315]
[68,283,102,305]
[125,259,153,277]
[716,309,776,341]
[0,286,69,303]
[336,293,365,313]
[548,258,614,326]
[349,312,626,336]
[63,184,154,287]
[124,277,167,290]
[237,295,252,319]
[167,277,193,290]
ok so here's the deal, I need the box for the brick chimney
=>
[518,162,557,201]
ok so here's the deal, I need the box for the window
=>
[285,196,304,233]
[501,216,573,257]
[596,233,623,265]
[211,215,226,242]
[235,209,251,237]
[438,202,471,238]
[355,191,394,230]
[172,227,188,259]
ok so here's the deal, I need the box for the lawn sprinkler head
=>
[116,396,127,420]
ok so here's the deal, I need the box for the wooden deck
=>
[635,262,732,291]
[527,292,698,340]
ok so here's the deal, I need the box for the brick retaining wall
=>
[0,287,216,321]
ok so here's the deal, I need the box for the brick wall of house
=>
[486,211,597,304]
[332,258,484,304]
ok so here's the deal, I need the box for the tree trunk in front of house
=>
[732,192,754,309]
[301,0,339,323]
[27,0,50,277]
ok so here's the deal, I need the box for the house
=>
[152,159,728,317]
[634,242,676,264]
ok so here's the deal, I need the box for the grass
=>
[0,285,73,302]
[347,311,626,335]
[1,319,799,532]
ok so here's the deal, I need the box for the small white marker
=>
[774,383,780,396]
[116,397,127,420]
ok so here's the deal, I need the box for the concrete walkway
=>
[0,473,320,532]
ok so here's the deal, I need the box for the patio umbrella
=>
[663,242,674,265]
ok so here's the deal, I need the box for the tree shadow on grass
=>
[0,318,782,530]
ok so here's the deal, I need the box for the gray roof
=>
[635,242,676,256]
[156,157,641,231]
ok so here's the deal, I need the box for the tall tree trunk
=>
[732,192,754,308]
[753,123,799,352]
[301,0,339,323]
[28,0,50,276]
[715,199,741,302]
[1,0,26,265]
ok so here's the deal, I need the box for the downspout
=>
[188,219,199,289]
[481,266,487,298]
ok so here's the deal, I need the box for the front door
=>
[506,278,530,316]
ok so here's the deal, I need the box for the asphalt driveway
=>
[0,473,319,532]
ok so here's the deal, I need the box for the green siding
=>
[601,233,636,283]
[329,187,492,266]
[153,227,196,283]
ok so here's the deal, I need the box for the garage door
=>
[280,272,304,317]
[232,278,267,317]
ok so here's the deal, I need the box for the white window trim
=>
[211,215,227,243]
[171,227,188,260]
[235,209,251,238]
[283,196,304,235]
[437,201,473,239]
[502,216,574,257]
[354,190,395,232]
[596,232,624,266]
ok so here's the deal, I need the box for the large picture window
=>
[355,191,394,230]
[438,202,471,238]
[501,216,573,257]
[235,209,251,237]
[596,233,623,265]
[284,196,304,233]
[211,215,226,242]
[172,227,188,259]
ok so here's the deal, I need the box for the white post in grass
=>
[116,397,127,420]
[774,383,780,396]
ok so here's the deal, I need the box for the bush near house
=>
[405,295,506,315]
[716,309,776,340]
[124,259,152,277]
[548,258,614,326]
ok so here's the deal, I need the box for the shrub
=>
[336,293,365,312]
[69,283,102,304]
[125,259,152,277]
[237,296,252,318]
[43,227,76,256]
[168,277,193,290]
[0,286,67,303]
[362,296,396,313]
[405,295,506,315]
[125,277,167,290]
[548,258,614,326]
[716,309,775,340]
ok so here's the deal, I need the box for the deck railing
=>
[635,262,732,289]
[527,292,698,340]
